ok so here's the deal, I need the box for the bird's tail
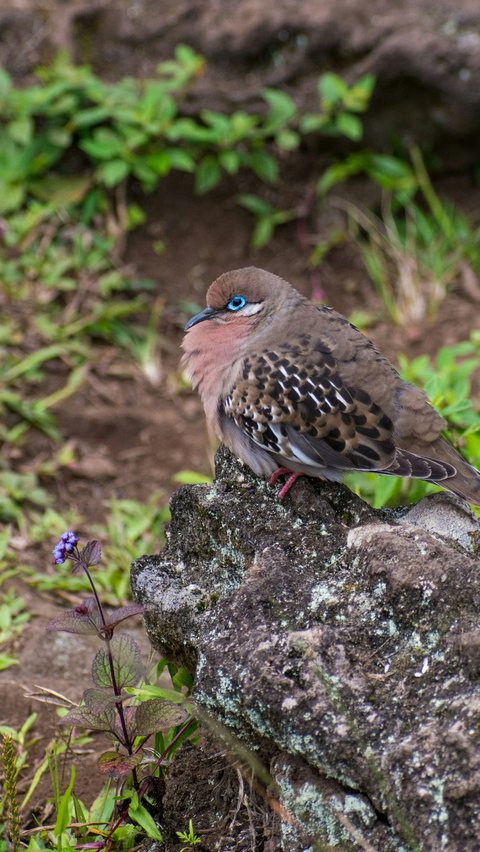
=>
[433,457,480,507]
[398,438,480,507]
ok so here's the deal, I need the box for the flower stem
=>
[83,565,139,789]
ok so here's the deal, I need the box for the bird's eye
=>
[226,295,247,311]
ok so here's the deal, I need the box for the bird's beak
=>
[184,306,218,331]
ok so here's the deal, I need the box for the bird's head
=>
[184,267,296,334]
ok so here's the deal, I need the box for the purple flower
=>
[52,531,79,564]
[53,544,66,564]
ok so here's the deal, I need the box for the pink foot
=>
[268,467,291,486]
[268,468,303,500]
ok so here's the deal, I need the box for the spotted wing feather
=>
[223,346,458,482]
[224,346,397,473]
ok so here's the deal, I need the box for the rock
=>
[397,491,480,553]
[131,447,480,851]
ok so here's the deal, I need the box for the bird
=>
[182,266,480,505]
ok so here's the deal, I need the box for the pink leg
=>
[268,468,304,500]
[277,473,302,500]
[268,467,291,486]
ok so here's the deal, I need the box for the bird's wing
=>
[223,345,458,481]
[223,346,397,473]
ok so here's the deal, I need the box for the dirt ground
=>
[3,169,479,823]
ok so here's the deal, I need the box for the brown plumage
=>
[182,266,480,505]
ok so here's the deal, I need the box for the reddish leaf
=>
[135,699,188,737]
[46,598,100,635]
[60,703,116,733]
[105,603,144,629]
[92,633,144,689]
[114,704,137,742]
[81,540,102,567]
[97,750,142,779]
[83,687,129,712]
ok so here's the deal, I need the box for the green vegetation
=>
[1,537,197,851]
[0,49,374,482]
[0,590,30,671]
[346,335,480,507]
[25,496,170,603]
[0,49,373,217]
[176,819,202,847]
[1,42,479,850]
[331,148,480,325]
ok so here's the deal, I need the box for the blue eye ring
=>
[226,294,247,311]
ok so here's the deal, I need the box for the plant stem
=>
[138,718,196,800]
[83,565,139,789]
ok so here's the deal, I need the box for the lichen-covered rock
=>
[131,447,480,851]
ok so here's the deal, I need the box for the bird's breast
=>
[182,319,250,435]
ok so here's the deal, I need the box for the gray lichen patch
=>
[131,446,480,850]
[272,754,409,851]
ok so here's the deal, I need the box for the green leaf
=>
[129,685,188,704]
[146,148,195,176]
[344,74,376,112]
[7,116,33,145]
[167,148,196,172]
[236,193,271,216]
[30,173,91,205]
[170,665,194,691]
[97,159,130,187]
[73,106,111,128]
[335,112,363,140]
[262,88,297,129]
[318,72,348,106]
[89,784,116,825]
[275,128,300,150]
[0,67,11,99]
[173,470,213,485]
[1,343,70,384]
[92,634,144,689]
[168,118,215,143]
[46,126,72,148]
[128,802,163,841]
[300,113,329,134]
[272,209,296,226]
[316,154,367,195]
[368,154,415,180]
[195,155,222,194]
[54,765,75,837]
[354,73,376,98]
[230,111,257,136]
[131,158,158,189]
[0,654,18,671]
[201,110,232,135]
[252,217,274,249]
[126,203,147,229]
[174,43,202,67]
[0,183,25,214]
[80,128,124,160]
[219,149,240,174]
[247,150,278,184]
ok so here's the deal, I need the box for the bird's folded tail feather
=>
[387,441,480,507]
